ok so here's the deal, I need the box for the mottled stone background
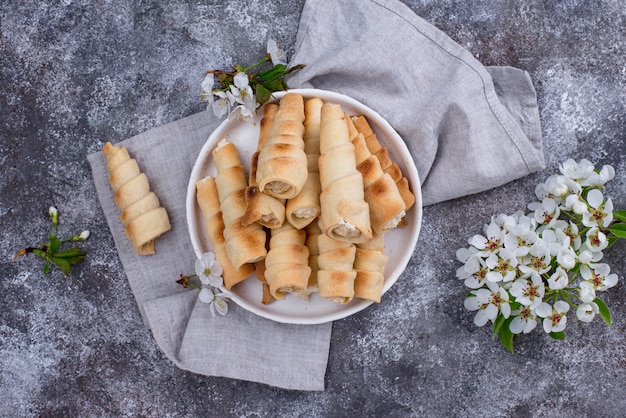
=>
[1,1,625,416]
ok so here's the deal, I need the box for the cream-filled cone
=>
[318,103,372,244]
[213,139,267,271]
[196,177,255,289]
[256,93,308,199]
[102,142,171,255]
[264,223,311,300]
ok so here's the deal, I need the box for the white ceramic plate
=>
[186,89,422,324]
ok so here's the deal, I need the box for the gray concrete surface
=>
[1,1,625,416]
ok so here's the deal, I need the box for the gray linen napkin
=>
[87,0,544,391]
[288,0,545,205]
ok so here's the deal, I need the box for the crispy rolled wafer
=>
[318,103,372,244]
[264,223,311,300]
[213,139,267,271]
[242,103,287,229]
[354,233,388,303]
[102,142,171,255]
[350,115,416,211]
[256,93,308,199]
[316,233,356,304]
[350,131,406,234]
[286,97,323,229]
[195,177,255,289]
[294,220,322,301]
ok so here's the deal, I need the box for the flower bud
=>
[78,230,90,240]
[49,206,59,225]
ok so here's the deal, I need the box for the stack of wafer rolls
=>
[295,220,322,301]
[195,177,255,289]
[353,233,388,303]
[350,115,415,212]
[346,116,406,234]
[242,103,286,229]
[213,139,267,271]
[285,97,323,229]
[256,93,308,200]
[318,103,372,244]
[316,233,357,304]
[102,142,171,255]
[264,222,311,300]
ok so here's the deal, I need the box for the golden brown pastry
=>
[285,97,323,229]
[256,93,308,199]
[318,103,372,244]
[213,139,267,271]
[242,103,287,229]
[294,219,322,301]
[350,115,416,211]
[102,142,171,255]
[349,126,406,234]
[264,222,311,300]
[353,232,388,303]
[316,233,356,304]
[195,177,255,289]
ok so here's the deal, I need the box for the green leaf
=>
[258,64,287,81]
[52,256,72,276]
[262,78,287,93]
[606,235,619,249]
[613,210,626,222]
[32,249,46,259]
[593,297,612,326]
[43,262,50,275]
[499,319,515,353]
[492,313,507,338]
[549,331,566,340]
[284,63,306,75]
[49,234,61,254]
[55,247,87,264]
[609,223,626,238]
[255,84,272,106]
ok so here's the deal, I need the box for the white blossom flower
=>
[468,221,504,256]
[560,158,595,180]
[576,302,599,323]
[510,273,545,307]
[200,73,215,103]
[518,241,552,277]
[211,90,235,118]
[583,227,608,252]
[230,72,256,112]
[195,252,223,287]
[536,300,570,333]
[528,198,560,227]
[267,39,287,65]
[485,248,518,283]
[563,193,589,215]
[582,189,613,228]
[464,281,511,326]
[509,305,539,334]
[547,267,569,290]
[556,238,577,270]
[581,263,618,291]
[579,281,596,303]
[198,287,231,316]
[581,164,615,186]
[456,248,490,289]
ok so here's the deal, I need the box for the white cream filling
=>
[383,210,406,231]
[333,219,360,238]
[293,207,319,219]
[266,181,291,194]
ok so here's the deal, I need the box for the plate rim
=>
[185,88,422,324]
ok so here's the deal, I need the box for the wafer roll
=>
[102,142,171,255]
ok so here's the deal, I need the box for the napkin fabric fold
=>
[87,0,544,392]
